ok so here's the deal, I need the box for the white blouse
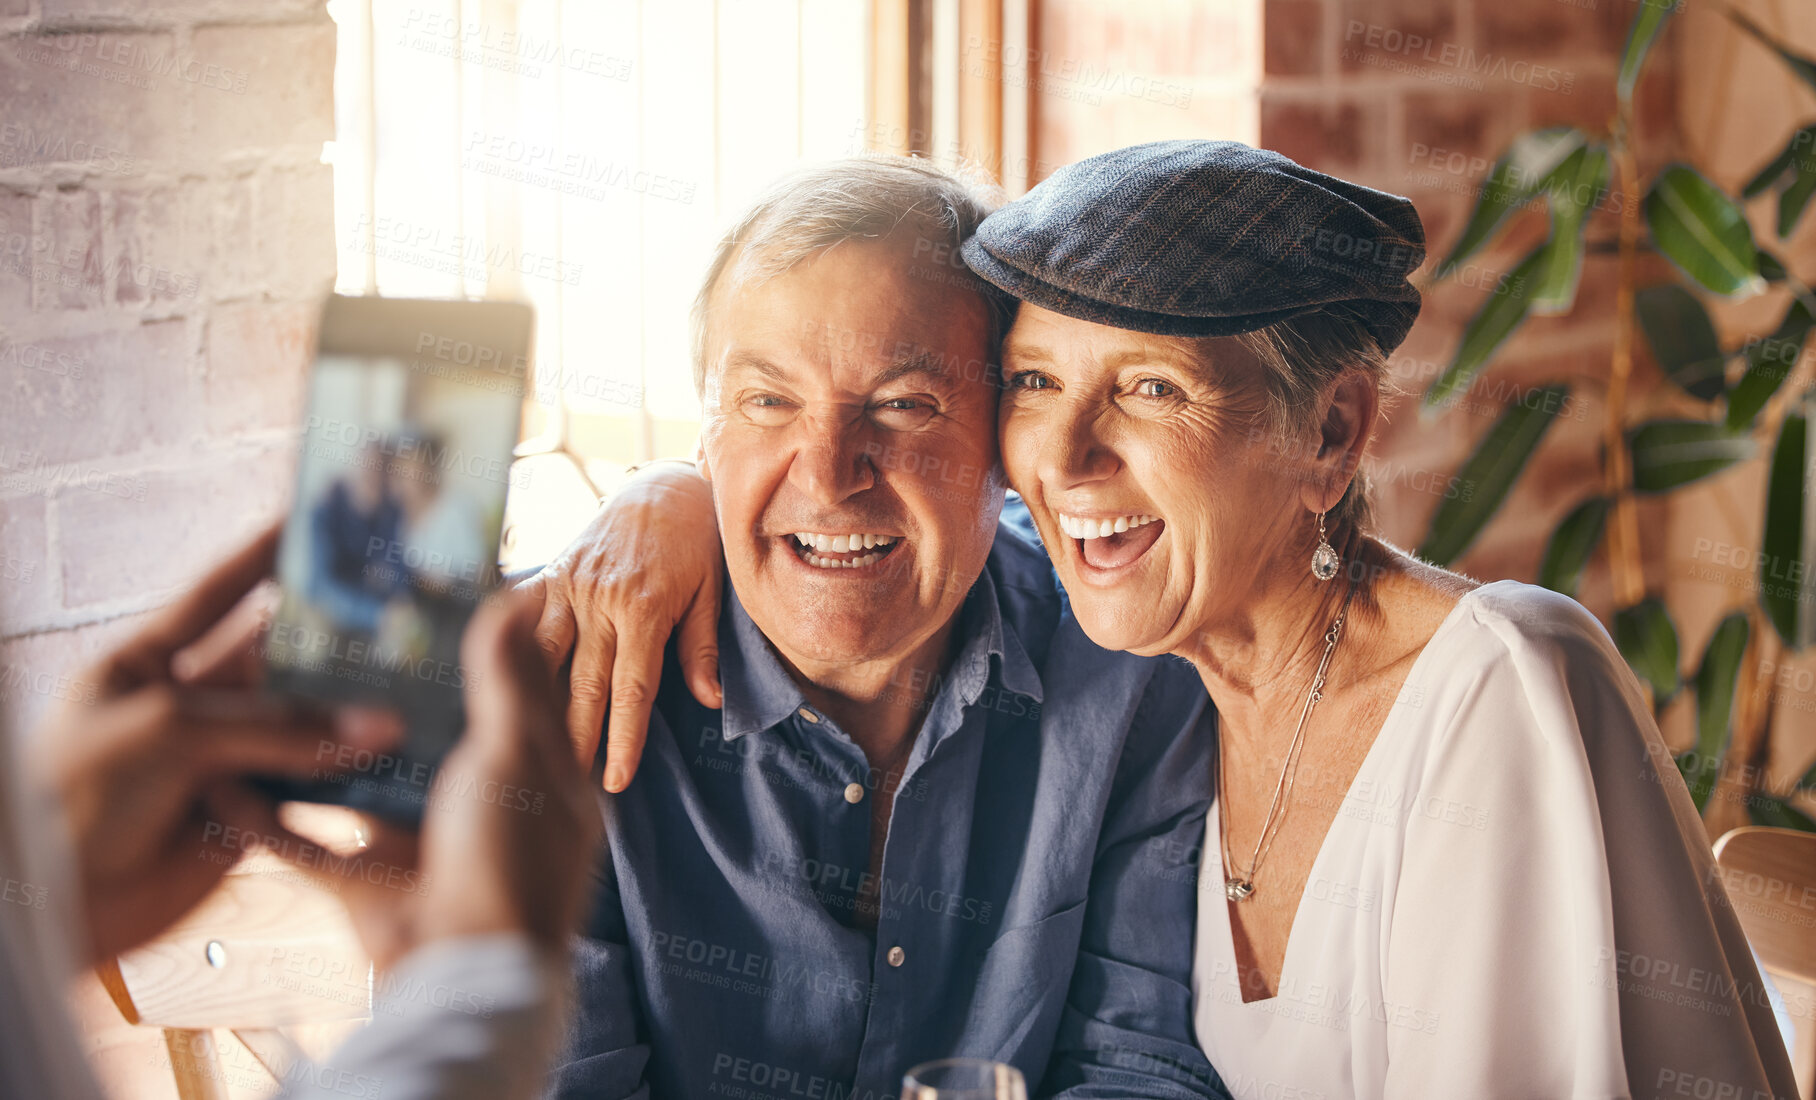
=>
[1191,580,1798,1100]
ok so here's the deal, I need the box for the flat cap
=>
[960,140,1426,353]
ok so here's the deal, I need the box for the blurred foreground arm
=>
[28,522,393,964]
[14,524,601,1100]
[264,594,604,1100]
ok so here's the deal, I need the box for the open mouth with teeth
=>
[788,532,903,570]
[1057,512,1164,572]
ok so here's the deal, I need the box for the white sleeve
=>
[0,724,108,1100]
[278,933,569,1100]
[1382,591,1796,1099]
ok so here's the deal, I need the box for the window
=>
[326,0,870,564]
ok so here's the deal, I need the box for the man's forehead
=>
[707,237,995,390]
[719,338,959,389]
[734,233,985,318]
[717,297,986,370]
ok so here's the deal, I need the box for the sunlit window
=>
[325,0,870,566]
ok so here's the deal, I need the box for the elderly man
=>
[542,158,1220,1099]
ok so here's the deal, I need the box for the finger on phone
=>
[171,582,277,687]
[676,587,724,711]
[171,690,399,777]
[203,781,304,857]
[602,631,665,793]
[498,592,568,754]
[454,593,568,794]
[114,520,283,687]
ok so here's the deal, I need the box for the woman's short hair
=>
[689,156,1008,395]
[1222,306,1393,538]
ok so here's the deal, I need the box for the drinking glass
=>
[901,1058,1027,1100]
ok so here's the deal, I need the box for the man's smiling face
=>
[697,231,1005,675]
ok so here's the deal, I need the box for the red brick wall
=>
[1025,0,1816,810]
[0,1,336,738]
[1254,0,1816,814]
[1029,0,1261,159]
[1263,0,1683,610]
[1031,0,1684,607]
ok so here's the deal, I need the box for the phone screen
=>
[263,296,532,822]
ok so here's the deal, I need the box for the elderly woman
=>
[529,142,1796,1097]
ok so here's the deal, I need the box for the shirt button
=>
[844,782,865,804]
[797,707,820,723]
[887,946,905,967]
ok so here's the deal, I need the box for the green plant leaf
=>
[1635,284,1728,401]
[1531,231,1587,318]
[1423,247,1546,412]
[1618,0,1678,101]
[1538,497,1609,597]
[1615,597,1680,703]
[1761,410,1809,646]
[1744,132,1804,198]
[1778,164,1816,239]
[1745,125,1816,189]
[1758,248,1789,283]
[1728,9,1816,97]
[1417,385,1570,567]
[1739,126,1816,239]
[1531,146,1610,315]
[1435,128,1588,279]
[1748,797,1816,832]
[1628,419,1755,493]
[1644,165,1765,297]
[1681,612,1749,811]
[1727,299,1814,430]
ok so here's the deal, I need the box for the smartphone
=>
[262,295,533,823]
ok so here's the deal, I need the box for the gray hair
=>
[1223,307,1394,539]
[689,155,1009,395]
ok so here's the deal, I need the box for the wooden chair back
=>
[96,808,372,1100]
[1714,825,1816,1100]
[1714,826,1816,981]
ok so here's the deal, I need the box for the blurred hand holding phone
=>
[261,295,533,824]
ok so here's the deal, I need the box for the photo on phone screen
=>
[263,295,532,822]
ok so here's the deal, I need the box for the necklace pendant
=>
[1224,878,1255,901]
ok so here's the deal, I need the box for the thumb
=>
[461,592,562,758]
[676,584,723,710]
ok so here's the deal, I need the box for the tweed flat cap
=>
[960,140,1426,353]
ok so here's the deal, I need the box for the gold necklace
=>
[1219,583,1357,902]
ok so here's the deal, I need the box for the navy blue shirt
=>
[551,514,1223,1099]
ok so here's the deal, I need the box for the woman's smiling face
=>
[999,304,1318,656]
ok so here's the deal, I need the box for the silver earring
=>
[1311,511,1339,581]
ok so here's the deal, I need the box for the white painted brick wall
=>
[0,0,336,737]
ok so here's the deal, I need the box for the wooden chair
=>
[95,807,373,1100]
[1714,826,1816,1100]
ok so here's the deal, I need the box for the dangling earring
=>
[1311,511,1339,581]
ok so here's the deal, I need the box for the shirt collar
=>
[716,563,1044,742]
[717,585,811,741]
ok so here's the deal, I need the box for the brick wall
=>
[1028,0,1816,774]
[1256,0,1816,818]
[1029,0,1261,159]
[1262,0,1685,611]
[0,0,336,741]
[1033,0,1686,607]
